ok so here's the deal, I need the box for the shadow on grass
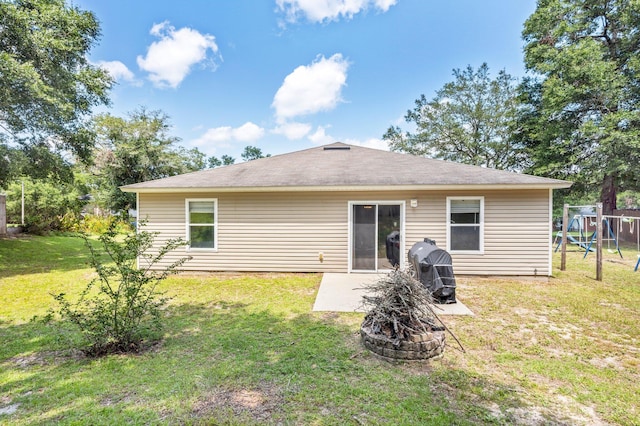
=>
[0,301,576,425]
[0,235,94,278]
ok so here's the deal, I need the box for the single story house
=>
[121,142,571,276]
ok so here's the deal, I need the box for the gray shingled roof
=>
[121,142,571,192]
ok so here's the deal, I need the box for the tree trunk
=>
[600,174,617,216]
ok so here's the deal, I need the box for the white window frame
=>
[185,198,218,251]
[446,196,484,254]
[347,200,406,273]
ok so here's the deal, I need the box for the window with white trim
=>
[447,197,483,253]
[186,199,217,250]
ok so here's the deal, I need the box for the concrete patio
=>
[313,273,474,315]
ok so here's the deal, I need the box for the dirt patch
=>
[10,353,47,368]
[191,383,284,423]
[588,356,624,370]
[553,395,609,426]
[494,403,605,426]
[0,403,19,416]
[320,311,340,321]
[504,406,547,425]
[100,392,138,407]
[7,350,85,368]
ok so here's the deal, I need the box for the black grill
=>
[408,238,457,304]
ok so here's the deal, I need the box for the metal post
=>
[21,180,25,226]
[596,203,603,281]
[561,203,569,271]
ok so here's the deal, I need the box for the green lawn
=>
[1,235,639,425]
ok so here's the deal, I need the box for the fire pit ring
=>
[360,324,445,362]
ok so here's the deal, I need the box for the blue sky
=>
[75,0,537,161]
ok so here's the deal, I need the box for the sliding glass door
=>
[351,203,402,272]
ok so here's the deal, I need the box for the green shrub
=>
[79,214,133,235]
[59,211,82,232]
[52,223,191,356]
[4,178,85,233]
[57,213,134,235]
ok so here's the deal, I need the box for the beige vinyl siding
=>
[403,189,551,276]
[140,191,352,273]
[451,190,551,276]
[138,188,552,276]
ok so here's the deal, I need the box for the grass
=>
[1,234,639,425]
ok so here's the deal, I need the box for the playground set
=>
[554,205,640,272]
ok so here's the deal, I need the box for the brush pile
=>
[360,267,441,342]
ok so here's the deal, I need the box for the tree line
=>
[1,0,639,233]
[384,0,640,214]
[0,0,268,231]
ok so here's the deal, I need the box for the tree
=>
[0,144,24,187]
[91,109,206,212]
[384,64,522,170]
[521,0,640,214]
[0,0,112,184]
[221,154,236,165]
[207,154,236,168]
[207,156,222,169]
[207,146,270,169]
[241,145,270,162]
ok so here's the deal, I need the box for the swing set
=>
[554,213,597,253]
[556,205,640,274]
[623,215,640,271]
[582,216,623,259]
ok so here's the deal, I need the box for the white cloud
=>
[391,115,406,126]
[276,0,397,24]
[96,60,138,85]
[308,126,335,145]
[272,54,349,122]
[272,122,312,140]
[373,0,397,12]
[194,127,233,145]
[307,126,389,150]
[192,122,265,153]
[343,137,390,151]
[150,22,167,36]
[137,21,220,88]
[233,122,266,141]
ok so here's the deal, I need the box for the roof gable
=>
[121,142,571,192]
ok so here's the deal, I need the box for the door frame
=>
[348,200,406,273]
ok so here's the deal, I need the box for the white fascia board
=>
[121,183,572,194]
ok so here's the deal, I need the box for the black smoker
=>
[408,238,457,304]
[385,231,401,268]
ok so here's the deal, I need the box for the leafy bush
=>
[53,223,191,356]
[59,211,82,232]
[79,214,133,235]
[4,178,86,234]
[59,213,134,235]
